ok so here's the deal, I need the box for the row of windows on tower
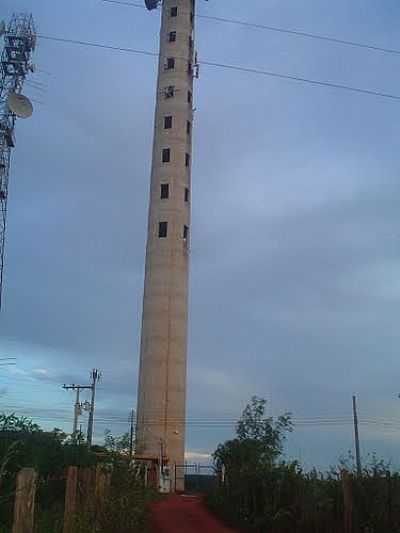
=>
[164,115,191,135]
[159,221,189,240]
[162,148,190,167]
[164,85,192,103]
[169,6,194,26]
[160,184,190,202]
[168,31,193,49]
[165,57,194,76]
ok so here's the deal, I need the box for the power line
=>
[3,404,400,430]
[37,34,400,102]
[200,59,400,101]
[102,0,400,57]
[38,34,158,58]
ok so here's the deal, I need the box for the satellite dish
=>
[144,0,159,10]
[0,21,6,37]
[6,93,33,119]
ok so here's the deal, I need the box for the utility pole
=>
[86,368,101,447]
[129,409,135,458]
[73,387,80,435]
[62,383,92,439]
[352,395,362,476]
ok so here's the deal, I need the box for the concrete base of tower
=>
[133,456,185,493]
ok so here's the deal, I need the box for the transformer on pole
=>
[0,13,36,310]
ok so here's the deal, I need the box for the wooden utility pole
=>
[87,368,101,446]
[352,395,362,475]
[12,468,37,533]
[62,383,92,439]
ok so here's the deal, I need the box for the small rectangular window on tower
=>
[159,222,168,238]
[185,187,190,202]
[160,184,169,199]
[170,6,178,17]
[186,121,191,135]
[166,57,175,70]
[162,148,171,163]
[185,153,190,167]
[187,90,192,104]
[164,85,175,99]
[183,225,189,240]
[164,116,173,129]
[169,31,177,43]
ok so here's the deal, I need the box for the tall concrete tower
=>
[136,0,196,490]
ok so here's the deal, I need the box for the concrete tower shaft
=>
[136,0,195,487]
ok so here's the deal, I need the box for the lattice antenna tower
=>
[0,13,36,310]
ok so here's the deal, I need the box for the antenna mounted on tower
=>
[7,93,33,119]
[144,0,161,10]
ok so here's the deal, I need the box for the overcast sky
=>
[1,0,400,468]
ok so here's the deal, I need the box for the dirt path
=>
[151,494,238,533]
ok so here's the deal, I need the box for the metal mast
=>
[0,14,36,310]
[136,0,197,491]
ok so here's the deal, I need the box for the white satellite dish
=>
[0,21,6,37]
[6,93,33,119]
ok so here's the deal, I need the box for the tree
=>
[103,430,130,455]
[0,413,95,478]
[0,413,40,433]
[213,396,292,473]
[210,397,293,529]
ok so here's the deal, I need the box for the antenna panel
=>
[7,93,33,119]
[144,0,159,10]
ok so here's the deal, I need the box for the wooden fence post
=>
[79,466,96,515]
[12,468,38,533]
[95,464,112,526]
[342,470,353,533]
[63,466,78,533]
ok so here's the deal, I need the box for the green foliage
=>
[0,413,40,433]
[0,413,97,531]
[95,462,152,533]
[213,396,293,475]
[0,413,97,478]
[0,414,153,533]
[103,430,130,455]
[209,397,400,533]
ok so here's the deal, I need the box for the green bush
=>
[209,398,400,533]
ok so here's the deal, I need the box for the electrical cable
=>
[37,34,400,102]
[101,0,400,57]
[4,404,400,431]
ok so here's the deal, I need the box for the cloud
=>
[185,451,212,464]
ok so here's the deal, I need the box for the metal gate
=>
[174,463,218,493]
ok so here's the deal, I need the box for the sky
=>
[1,0,400,469]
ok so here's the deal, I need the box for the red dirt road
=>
[151,494,238,533]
